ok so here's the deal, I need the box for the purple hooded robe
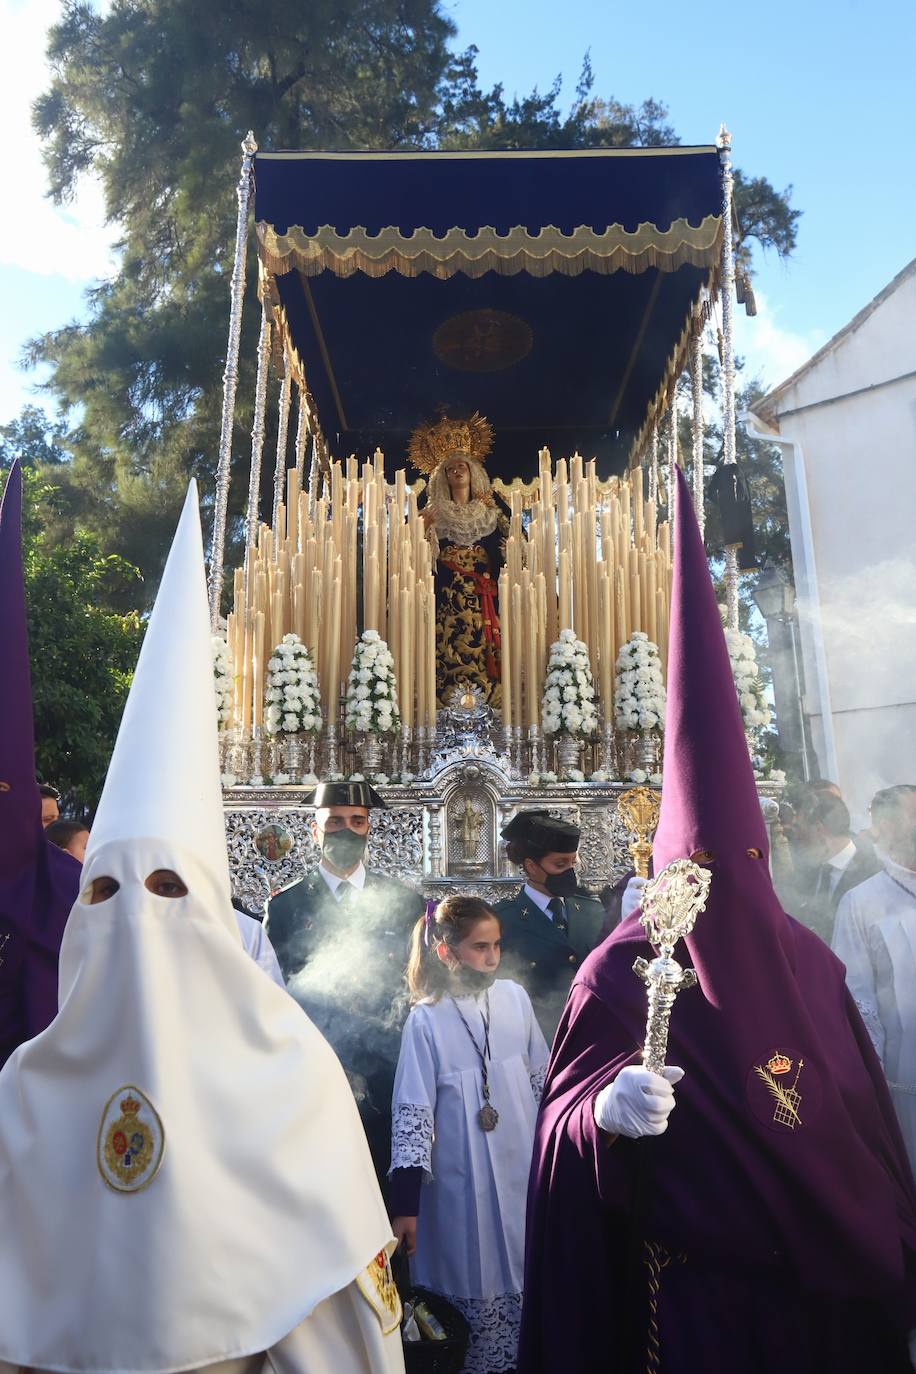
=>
[517,469,916,1374]
[0,462,81,1066]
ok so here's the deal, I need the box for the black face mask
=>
[321,828,368,869]
[454,965,498,994]
[531,864,579,899]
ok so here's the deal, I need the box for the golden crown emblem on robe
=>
[766,1052,792,1076]
[407,411,494,474]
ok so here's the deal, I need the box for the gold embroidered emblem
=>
[753,1052,804,1129]
[356,1248,402,1335]
[97,1086,165,1193]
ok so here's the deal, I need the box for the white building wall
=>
[758,264,916,824]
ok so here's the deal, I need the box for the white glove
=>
[621,875,648,922]
[594,1065,684,1138]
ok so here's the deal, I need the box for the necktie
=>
[814,865,831,901]
[548,898,568,934]
[336,881,354,906]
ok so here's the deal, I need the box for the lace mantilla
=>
[530,1064,547,1104]
[390,1103,434,1175]
[440,1291,522,1374]
[431,496,498,548]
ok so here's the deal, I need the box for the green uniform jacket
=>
[493,885,606,1041]
[265,868,425,1184]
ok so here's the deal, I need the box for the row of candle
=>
[498,450,673,730]
[226,456,438,733]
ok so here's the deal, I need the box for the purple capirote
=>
[0,461,81,1067]
[517,468,916,1373]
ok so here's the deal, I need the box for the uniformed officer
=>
[266,780,425,1185]
[494,811,606,1040]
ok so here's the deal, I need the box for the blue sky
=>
[1,0,914,424]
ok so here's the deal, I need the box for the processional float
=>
[205,133,770,908]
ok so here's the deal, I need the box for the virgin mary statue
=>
[409,413,509,708]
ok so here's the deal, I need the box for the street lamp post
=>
[752,564,813,781]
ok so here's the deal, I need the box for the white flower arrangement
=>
[626,769,663,786]
[541,629,599,738]
[265,634,322,737]
[345,630,400,736]
[527,771,559,787]
[590,769,610,784]
[723,627,772,733]
[211,636,234,729]
[614,633,666,733]
[220,772,237,789]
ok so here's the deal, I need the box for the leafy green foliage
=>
[21,0,799,609]
[11,465,143,810]
[0,406,68,467]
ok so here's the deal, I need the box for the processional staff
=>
[633,858,711,1074]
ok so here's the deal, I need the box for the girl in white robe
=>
[390,895,549,1374]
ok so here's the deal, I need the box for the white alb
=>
[391,978,549,1374]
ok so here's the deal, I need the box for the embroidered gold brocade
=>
[436,538,505,708]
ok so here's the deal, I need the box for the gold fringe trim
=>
[628,266,720,467]
[256,217,723,281]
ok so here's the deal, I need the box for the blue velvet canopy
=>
[253,147,723,479]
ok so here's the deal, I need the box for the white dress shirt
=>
[823,839,857,895]
[319,860,367,899]
[524,883,565,922]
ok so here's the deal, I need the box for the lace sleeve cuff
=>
[389,1102,435,1177]
[853,998,885,1061]
[529,1064,547,1105]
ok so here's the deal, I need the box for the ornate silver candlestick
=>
[633,858,711,1073]
[326,721,338,778]
[511,724,524,777]
[601,718,615,775]
[227,726,248,782]
[248,726,265,786]
[527,723,540,776]
[267,736,281,781]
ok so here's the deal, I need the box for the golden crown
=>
[120,1095,141,1116]
[407,412,494,475]
[766,1053,792,1076]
